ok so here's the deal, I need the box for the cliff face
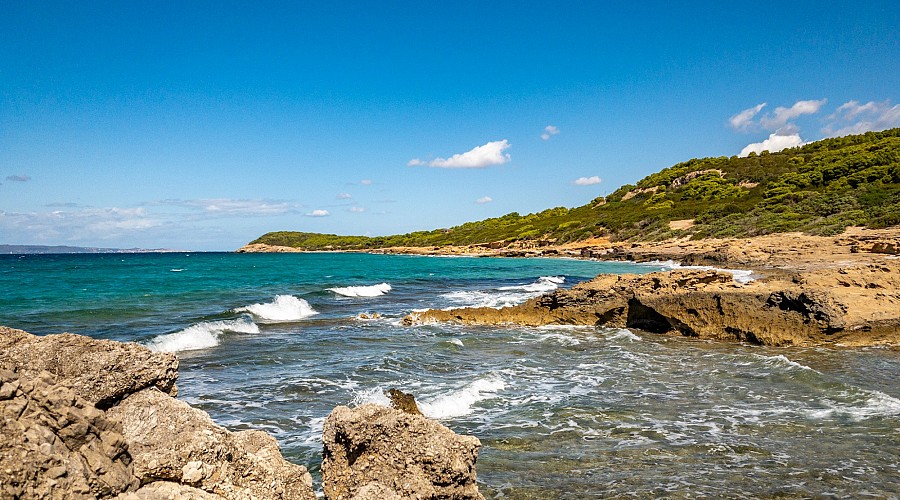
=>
[404,263,900,347]
[0,326,316,499]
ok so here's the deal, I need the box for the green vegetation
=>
[250,129,900,249]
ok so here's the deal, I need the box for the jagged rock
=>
[0,368,139,498]
[0,326,178,409]
[106,387,315,500]
[386,388,422,415]
[322,404,484,500]
[115,481,222,499]
[404,264,900,347]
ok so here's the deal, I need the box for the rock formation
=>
[322,404,484,500]
[0,326,316,499]
[404,263,900,347]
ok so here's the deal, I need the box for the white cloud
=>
[475,196,493,204]
[348,206,365,213]
[337,192,352,199]
[760,99,827,130]
[5,174,31,182]
[305,209,330,217]
[728,103,766,131]
[824,100,900,137]
[0,206,163,243]
[739,131,805,157]
[164,199,297,217]
[360,179,373,185]
[541,125,560,140]
[410,140,511,169]
[573,176,602,186]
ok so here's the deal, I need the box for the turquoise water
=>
[2,252,899,497]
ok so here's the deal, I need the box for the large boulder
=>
[322,404,484,500]
[106,387,315,500]
[0,368,139,498]
[0,326,178,408]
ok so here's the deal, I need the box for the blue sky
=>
[2,1,898,250]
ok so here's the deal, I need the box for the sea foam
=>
[442,276,566,309]
[328,283,392,297]
[648,260,756,284]
[234,295,318,322]
[145,315,259,353]
[419,374,507,419]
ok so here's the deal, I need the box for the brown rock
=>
[106,387,315,500]
[0,326,178,409]
[322,404,484,500]
[386,388,423,415]
[404,264,900,347]
[0,368,139,498]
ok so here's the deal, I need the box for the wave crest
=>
[329,283,392,297]
[235,295,318,322]
[145,316,259,353]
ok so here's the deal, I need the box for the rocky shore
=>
[0,327,485,499]
[403,261,900,347]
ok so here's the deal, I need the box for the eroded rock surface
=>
[404,263,900,347]
[0,327,316,500]
[0,326,178,408]
[322,404,484,500]
[0,368,139,498]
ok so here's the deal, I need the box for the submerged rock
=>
[322,404,484,499]
[403,264,900,347]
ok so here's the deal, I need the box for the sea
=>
[2,252,899,498]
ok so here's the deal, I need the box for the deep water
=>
[2,252,899,498]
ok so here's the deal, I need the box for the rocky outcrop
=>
[0,326,178,409]
[404,263,900,347]
[0,368,139,498]
[107,387,314,499]
[322,404,484,500]
[0,327,316,500]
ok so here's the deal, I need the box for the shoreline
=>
[237,226,900,277]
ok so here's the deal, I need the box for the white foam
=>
[234,295,318,322]
[350,387,392,407]
[808,390,900,421]
[756,353,815,372]
[170,268,185,272]
[607,328,642,342]
[646,260,756,284]
[146,316,259,353]
[499,275,566,293]
[329,283,392,297]
[448,338,464,347]
[419,374,507,419]
[441,276,565,309]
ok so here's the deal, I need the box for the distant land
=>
[244,128,900,251]
[0,245,184,255]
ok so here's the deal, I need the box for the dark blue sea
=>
[2,252,899,498]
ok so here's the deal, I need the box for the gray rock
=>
[0,326,178,408]
[322,404,484,500]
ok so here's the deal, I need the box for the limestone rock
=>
[115,481,222,499]
[404,264,900,347]
[0,368,139,498]
[386,388,422,415]
[107,387,315,500]
[322,404,484,500]
[0,326,178,409]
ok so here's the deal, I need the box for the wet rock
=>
[386,388,422,415]
[0,368,139,498]
[0,326,178,409]
[404,264,900,347]
[322,404,484,500]
[106,387,315,500]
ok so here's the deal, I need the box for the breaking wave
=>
[145,315,259,353]
[328,283,392,297]
[234,295,318,322]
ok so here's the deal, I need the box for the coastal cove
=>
[2,252,900,497]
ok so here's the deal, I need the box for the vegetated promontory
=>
[243,128,900,252]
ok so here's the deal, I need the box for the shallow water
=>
[2,252,898,498]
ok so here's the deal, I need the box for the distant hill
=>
[249,128,900,250]
[0,245,181,254]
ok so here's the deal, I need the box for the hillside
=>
[249,129,900,250]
